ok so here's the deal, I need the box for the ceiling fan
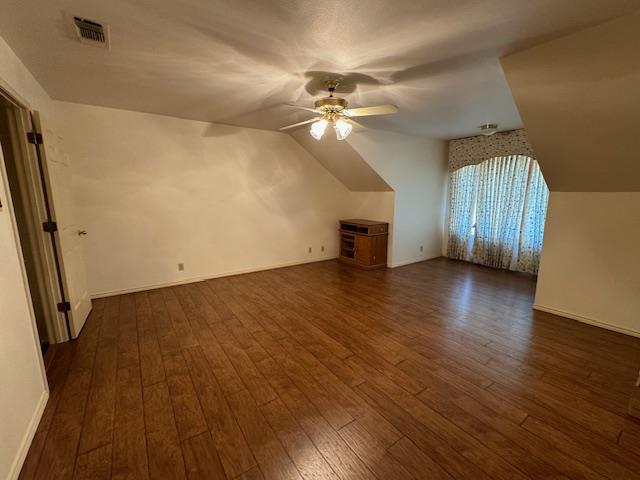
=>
[280,80,399,141]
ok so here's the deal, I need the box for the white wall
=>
[348,130,448,266]
[0,36,49,480]
[534,192,640,337]
[54,101,394,296]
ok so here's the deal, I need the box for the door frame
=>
[0,86,71,343]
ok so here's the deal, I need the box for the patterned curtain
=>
[448,129,535,172]
[516,160,549,272]
[447,165,478,261]
[447,155,549,274]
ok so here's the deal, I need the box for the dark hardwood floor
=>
[20,258,640,479]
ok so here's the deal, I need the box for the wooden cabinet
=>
[339,219,388,269]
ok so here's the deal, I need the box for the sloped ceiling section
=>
[501,11,640,192]
[290,131,392,192]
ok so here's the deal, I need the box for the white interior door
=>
[32,112,91,339]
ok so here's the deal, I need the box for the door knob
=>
[78,230,87,236]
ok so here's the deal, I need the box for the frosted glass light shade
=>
[310,119,328,140]
[334,119,353,140]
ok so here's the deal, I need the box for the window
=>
[447,155,549,274]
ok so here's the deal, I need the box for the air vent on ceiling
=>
[73,16,110,49]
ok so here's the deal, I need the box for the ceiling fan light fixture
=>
[310,118,329,140]
[334,119,353,140]
[282,81,399,137]
[479,123,499,136]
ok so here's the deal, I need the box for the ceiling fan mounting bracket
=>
[326,79,340,97]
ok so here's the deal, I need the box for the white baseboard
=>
[91,255,337,298]
[8,389,48,480]
[390,254,440,268]
[533,304,640,338]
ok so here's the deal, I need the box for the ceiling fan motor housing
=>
[315,97,348,112]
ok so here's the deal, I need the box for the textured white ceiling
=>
[0,0,637,139]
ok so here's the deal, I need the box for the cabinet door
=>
[370,236,380,266]
[372,235,388,266]
[355,235,371,265]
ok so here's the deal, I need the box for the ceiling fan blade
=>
[344,104,399,117]
[286,103,321,114]
[345,118,366,131]
[279,118,319,131]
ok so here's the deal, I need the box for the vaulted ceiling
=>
[291,130,391,192]
[1,0,637,139]
[502,11,640,192]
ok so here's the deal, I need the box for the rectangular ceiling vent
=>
[73,16,110,49]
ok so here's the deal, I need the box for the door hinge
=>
[42,220,58,233]
[57,301,71,313]
[27,131,43,145]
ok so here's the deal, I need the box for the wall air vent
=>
[73,17,110,49]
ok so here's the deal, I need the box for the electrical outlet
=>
[178,263,184,271]
[420,245,424,253]
[308,247,312,253]
[321,245,325,252]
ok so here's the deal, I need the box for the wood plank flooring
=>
[20,258,640,479]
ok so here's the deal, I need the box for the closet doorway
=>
[0,88,71,351]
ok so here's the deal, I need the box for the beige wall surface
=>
[501,11,640,192]
[0,36,49,480]
[348,129,448,266]
[54,101,395,296]
[534,192,640,336]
